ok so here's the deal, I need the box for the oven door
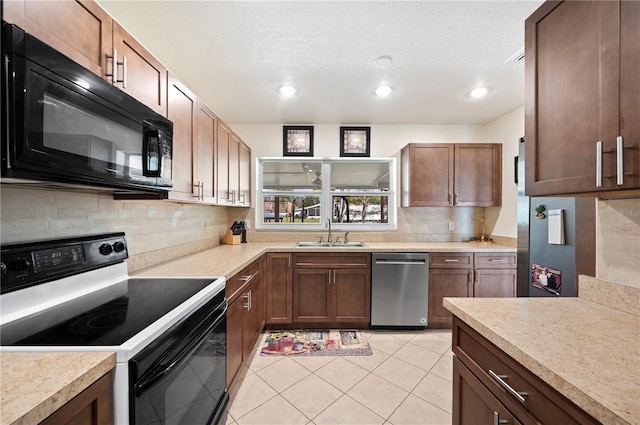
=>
[130,294,228,425]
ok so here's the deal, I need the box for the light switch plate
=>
[448,221,455,230]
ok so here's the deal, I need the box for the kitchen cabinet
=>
[164,74,219,203]
[3,0,167,116]
[525,0,640,197]
[217,120,252,207]
[216,121,232,205]
[238,140,252,206]
[265,253,293,325]
[226,259,264,389]
[452,317,599,425]
[40,372,112,425]
[401,143,502,207]
[292,253,371,326]
[428,252,516,325]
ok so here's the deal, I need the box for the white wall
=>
[481,106,524,238]
[233,113,523,240]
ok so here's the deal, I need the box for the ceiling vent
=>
[506,47,525,63]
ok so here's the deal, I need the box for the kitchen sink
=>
[295,241,367,248]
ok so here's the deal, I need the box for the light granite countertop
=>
[132,241,515,278]
[0,351,116,425]
[444,276,640,425]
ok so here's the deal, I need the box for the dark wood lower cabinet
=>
[428,268,473,325]
[474,269,516,298]
[40,372,112,425]
[265,253,292,324]
[453,356,521,425]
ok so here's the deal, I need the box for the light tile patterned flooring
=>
[224,329,453,425]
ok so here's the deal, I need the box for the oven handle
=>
[134,299,228,397]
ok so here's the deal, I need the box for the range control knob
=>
[1,262,7,278]
[99,243,114,255]
[14,258,31,271]
[113,241,126,253]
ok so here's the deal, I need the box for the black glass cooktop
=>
[1,278,218,346]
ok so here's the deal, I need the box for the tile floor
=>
[224,329,453,425]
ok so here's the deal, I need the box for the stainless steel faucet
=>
[326,218,332,243]
[344,232,349,244]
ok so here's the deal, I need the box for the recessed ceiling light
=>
[279,85,296,97]
[470,87,488,98]
[375,85,392,97]
[375,55,393,68]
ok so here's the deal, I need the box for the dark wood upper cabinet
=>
[401,143,502,207]
[525,0,639,196]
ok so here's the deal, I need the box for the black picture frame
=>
[283,126,314,156]
[340,126,370,157]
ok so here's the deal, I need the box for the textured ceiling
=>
[98,1,544,125]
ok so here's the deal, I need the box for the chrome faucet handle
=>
[344,232,349,243]
[319,236,324,243]
[335,237,341,244]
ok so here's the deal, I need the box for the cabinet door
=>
[195,100,217,203]
[243,276,262,359]
[216,121,231,205]
[525,1,621,195]
[166,73,197,202]
[293,269,331,322]
[333,269,371,323]
[619,1,640,190]
[428,269,473,324]
[3,0,112,78]
[229,133,241,205]
[113,22,167,116]
[455,144,501,206]
[474,270,516,298]
[401,144,453,207]
[265,253,292,324]
[453,356,522,425]
[226,297,245,388]
[239,141,252,207]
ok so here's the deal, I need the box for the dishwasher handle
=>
[374,259,427,265]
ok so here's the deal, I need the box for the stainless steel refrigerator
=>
[517,138,596,297]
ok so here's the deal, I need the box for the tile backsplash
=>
[596,198,640,289]
[0,188,230,273]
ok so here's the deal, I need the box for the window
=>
[257,158,396,230]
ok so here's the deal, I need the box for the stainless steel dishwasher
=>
[371,252,429,327]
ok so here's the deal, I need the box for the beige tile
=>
[412,373,453,414]
[372,356,427,392]
[236,395,310,425]
[366,333,407,355]
[291,355,336,372]
[343,348,389,372]
[392,343,442,372]
[314,357,369,392]
[429,354,453,382]
[408,333,452,356]
[255,358,311,393]
[313,395,385,425]
[281,374,343,419]
[387,394,451,425]
[248,351,284,373]
[229,374,278,419]
[347,373,409,419]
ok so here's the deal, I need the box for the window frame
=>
[256,157,396,231]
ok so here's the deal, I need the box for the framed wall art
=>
[340,126,370,157]
[283,126,314,156]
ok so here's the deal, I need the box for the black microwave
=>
[1,22,173,194]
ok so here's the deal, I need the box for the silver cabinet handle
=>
[287,254,291,269]
[248,289,252,310]
[454,194,459,204]
[493,412,510,425]
[596,140,603,187]
[122,54,127,88]
[328,270,332,284]
[488,259,506,262]
[333,270,336,284]
[617,136,624,185]
[488,370,528,403]
[444,259,460,262]
[240,274,253,282]
[448,193,453,206]
[242,291,250,310]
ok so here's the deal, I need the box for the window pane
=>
[262,160,322,192]
[262,195,322,223]
[330,161,389,191]
[331,195,389,223]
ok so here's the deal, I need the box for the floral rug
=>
[260,330,372,356]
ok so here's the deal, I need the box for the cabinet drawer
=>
[453,318,599,425]
[293,253,370,269]
[474,253,516,269]
[429,253,473,268]
[226,260,260,303]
